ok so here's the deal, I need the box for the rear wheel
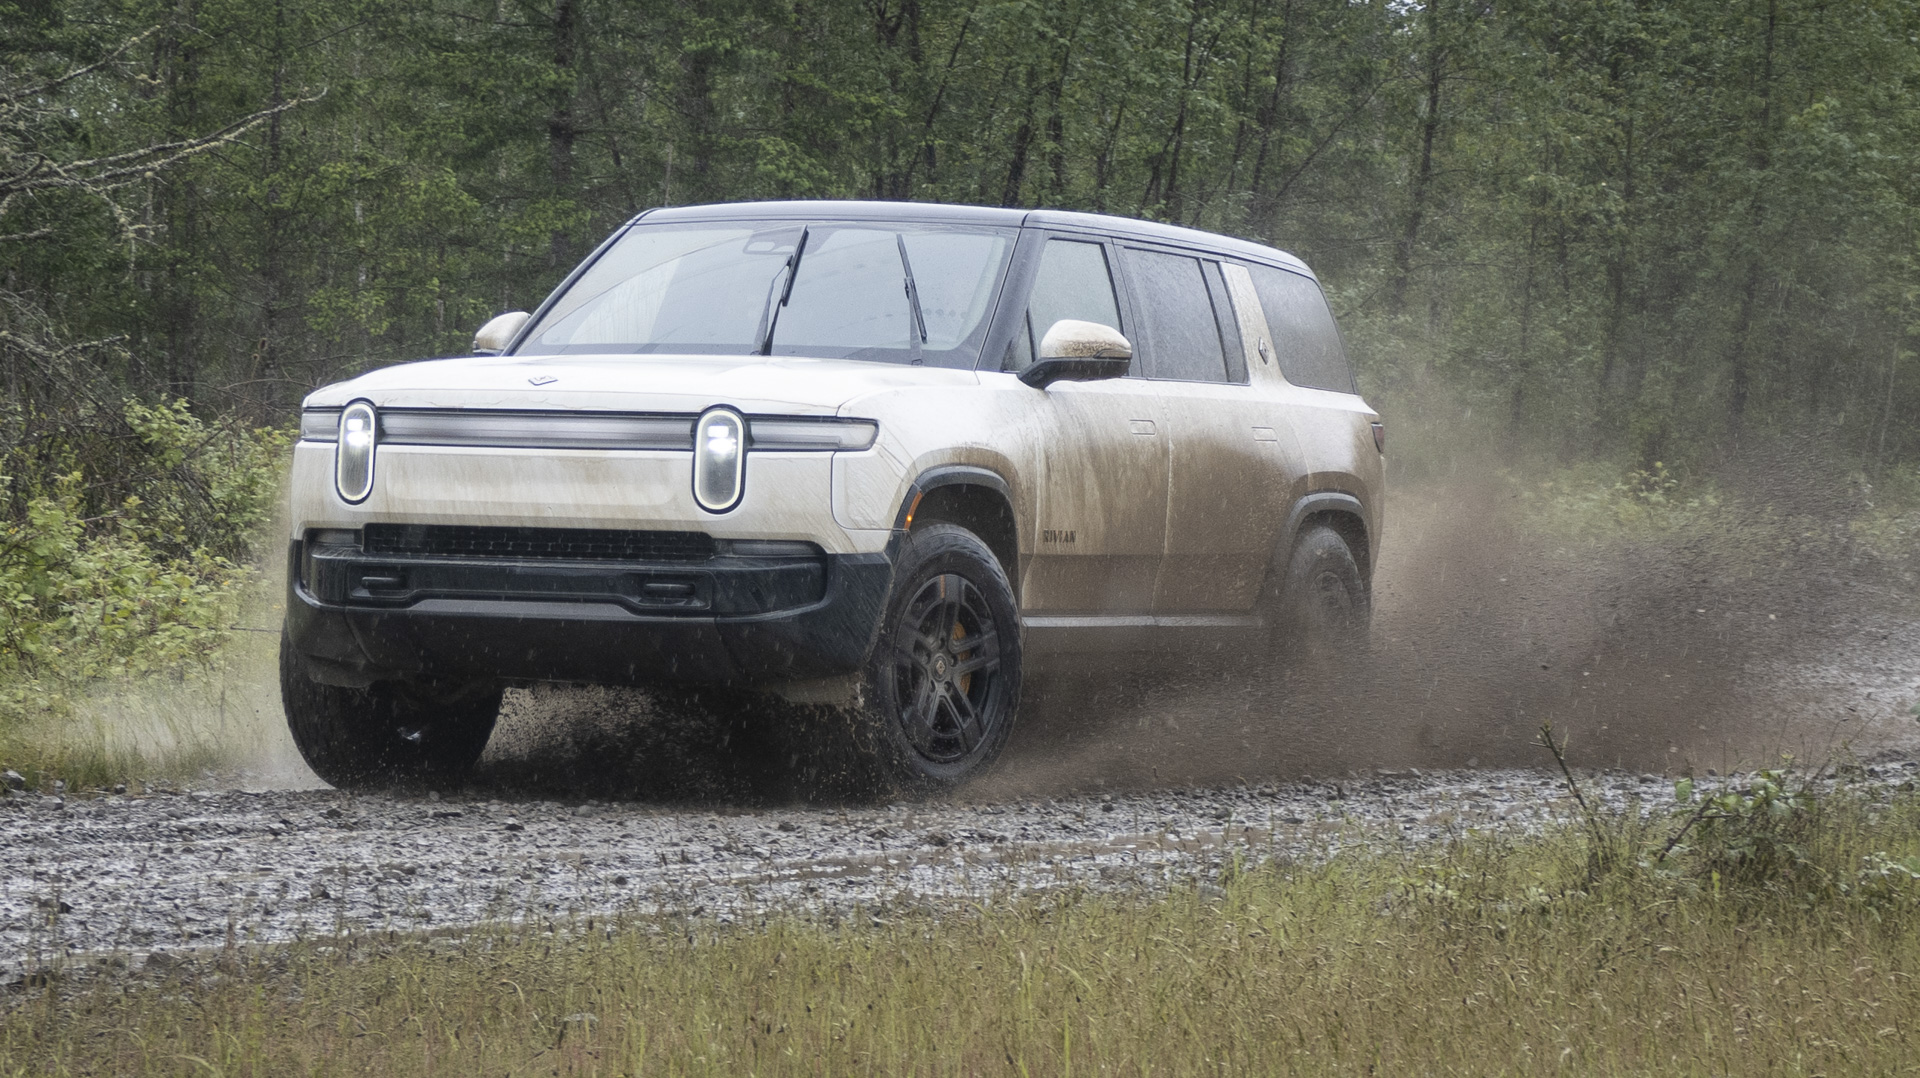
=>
[1266,523,1371,657]
[858,523,1023,794]
[280,634,501,790]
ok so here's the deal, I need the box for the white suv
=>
[283,200,1384,792]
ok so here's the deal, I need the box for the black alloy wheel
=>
[890,572,1003,762]
[863,523,1022,792]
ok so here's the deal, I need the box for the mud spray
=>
[989,458,1918,798]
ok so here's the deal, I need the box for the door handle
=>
[1128,419,1157,436]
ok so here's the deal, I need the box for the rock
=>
[503,819,524,832]
[573,805,593,818]
[777,820,799,832]
[2,770,24,791]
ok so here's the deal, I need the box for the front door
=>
[1012,237,1170,619]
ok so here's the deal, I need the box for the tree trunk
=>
[548,0,579,268]
[1246,0,1298,236]
[1724,0,1778,434]
[1387,0,1445,318]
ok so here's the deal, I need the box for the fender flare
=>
[1283,491,1366,542]
[891,465,1012,529]
[1281,491,1371,576]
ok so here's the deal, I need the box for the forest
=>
[7,0,1918,460]
[1,0,1916,709]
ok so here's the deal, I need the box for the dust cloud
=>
[984,442,1920,798]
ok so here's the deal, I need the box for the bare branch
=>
[0,28,159,109]
[0,92,322,200]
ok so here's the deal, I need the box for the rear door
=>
[1120,246,1297,614]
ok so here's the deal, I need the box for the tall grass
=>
[7,781,1918,1076]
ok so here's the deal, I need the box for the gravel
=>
[6,757,1916,978]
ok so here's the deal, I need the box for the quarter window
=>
[1246,264,1353,392]
[1124,249,1230,383]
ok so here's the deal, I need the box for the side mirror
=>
[472,311,531,355]
[1018,319,1133,389]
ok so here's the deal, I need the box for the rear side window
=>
[1124,248,1230,383]
[1247,264,1353,392]
[1011,238,1125,370]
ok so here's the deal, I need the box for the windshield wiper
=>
[895,233,928,361]
[757,226,810,356]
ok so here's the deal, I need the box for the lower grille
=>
[361,524,715,563]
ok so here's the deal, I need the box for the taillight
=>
[1371,421,1386,454]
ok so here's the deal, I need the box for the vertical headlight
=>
[336,401,377,504]
[693,407,745,512]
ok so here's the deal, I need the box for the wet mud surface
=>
[10,761,1913,978]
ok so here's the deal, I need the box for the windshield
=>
[514,220,1017,366]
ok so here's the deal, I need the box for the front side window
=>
[1008,238,1125,371]
[516,220,1016,366]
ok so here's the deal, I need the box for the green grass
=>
[7,780,1920,1076]
[0,573,287,791]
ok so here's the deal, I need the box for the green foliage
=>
[0,399,286,771]
[2,0,1916,470]
[1540,724,1920,916]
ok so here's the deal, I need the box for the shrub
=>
[0,398,287,770]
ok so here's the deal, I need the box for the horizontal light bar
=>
[301,409,342,441]
[380,410,696,450]
[748,417,879,451]
[297,408,878,451]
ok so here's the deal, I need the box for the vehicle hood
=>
[302,353,980,416]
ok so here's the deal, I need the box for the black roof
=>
[636,200,1312,276]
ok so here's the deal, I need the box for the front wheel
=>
[858,523,1023,794]
[280,634,501,790]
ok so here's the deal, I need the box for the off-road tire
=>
[1267,523,1371,657]
[280,633,501,790]
[856,523,1023,795]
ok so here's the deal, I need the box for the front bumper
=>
[283,534,894,687]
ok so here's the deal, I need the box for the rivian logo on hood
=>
[528,374,558,386]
